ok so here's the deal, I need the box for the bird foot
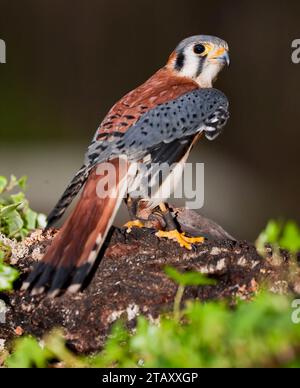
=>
[124,220,144,233]
[156,229,205,250]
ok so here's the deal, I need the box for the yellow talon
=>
[124,220,144,233]
[156,230,205,250]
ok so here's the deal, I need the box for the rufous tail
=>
[22,158,129,296]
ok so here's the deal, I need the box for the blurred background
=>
[0,0,299,241]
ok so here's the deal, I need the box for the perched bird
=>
[23,35,230,296]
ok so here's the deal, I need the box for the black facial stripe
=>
[175,51,185,71]
[196,56,205,78]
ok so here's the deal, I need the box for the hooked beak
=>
[219,51,230,66]
[209,48,230,66]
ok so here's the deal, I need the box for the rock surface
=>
[0,209,299,353]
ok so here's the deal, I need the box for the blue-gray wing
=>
[86,88,229,165]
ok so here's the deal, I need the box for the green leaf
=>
[0,262,19,291]
[0,176,8,194]
[256,220,300,255]
[265,220,282,243]
[280,221,300,254]
[17,176,27,191]
[0,202,22,218]
[19,228,29,240]
[6,331,85,368]
[258,220,282,247]
[165,266,217,286]
[10,192,25,204]
[5,209,24,236]
[6,337,52,368]
[24,208,37,230]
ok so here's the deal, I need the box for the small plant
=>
[5,330,87,368]
[164,266,216,321]
[0,175,46,291]
[0,253,19,291]
[3,292,300,368]
[256,220,300,256]
[0,175,46,239]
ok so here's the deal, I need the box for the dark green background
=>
[0,0,299,240]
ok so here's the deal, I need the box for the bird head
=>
[167,35,229,87]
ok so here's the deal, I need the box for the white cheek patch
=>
[179,46,200,78]
[196,62,222,88]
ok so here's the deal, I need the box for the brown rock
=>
[0,208,298,353]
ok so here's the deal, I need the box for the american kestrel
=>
[23,35,230,296]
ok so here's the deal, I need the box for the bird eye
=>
[193,44,206,55]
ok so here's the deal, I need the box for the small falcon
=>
[23,35,230,296]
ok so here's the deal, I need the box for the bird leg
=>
[123,197,145,232]
[155,203,205,250]
[124,197,167,232]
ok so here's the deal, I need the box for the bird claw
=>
[124,220,144,233]
[155,229,204,250]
